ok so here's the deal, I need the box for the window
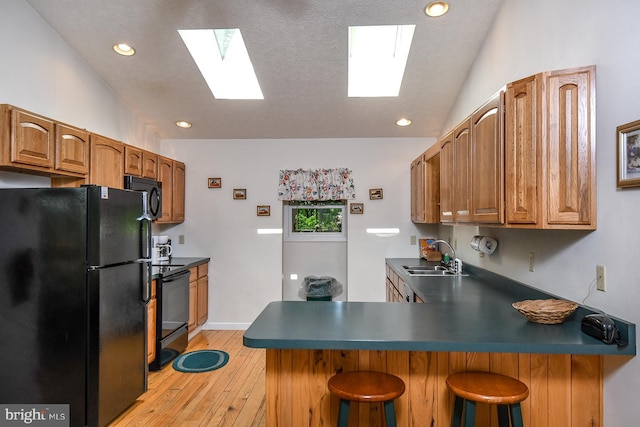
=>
[283,201,347,242]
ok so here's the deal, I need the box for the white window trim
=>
[283,204,347,242]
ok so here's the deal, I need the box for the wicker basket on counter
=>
[512,299,579,324]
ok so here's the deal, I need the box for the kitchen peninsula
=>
[243,259,635,427]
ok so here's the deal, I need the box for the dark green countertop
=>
[243,258,635,356]
[151,257,210,279]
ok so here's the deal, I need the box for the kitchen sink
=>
[402,265,467,277]
[402,265,448,271]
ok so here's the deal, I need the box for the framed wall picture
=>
[369,188,383,200]
[257,205,270,216]
[617,119,640,188]
[350,203,364,214]
[208,177,222,188]
[233,189,247,199]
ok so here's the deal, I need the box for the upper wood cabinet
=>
[8,108,54,169]
[141,151,158,179]
[90,133,124,189]
[410,155,425,222]
[173,161,186,222]
[411,142,440,223]
[470,91,504,224]
[124,144,143,176]
[124,144,158,180]
[55,123,89,175]
[156,157,185,224]
[505,65,596,229]
[439,132,454,223]
[0,105,88,177]
[453,118,472,223]
[157,156,173,222]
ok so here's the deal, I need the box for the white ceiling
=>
[25,0,503,140]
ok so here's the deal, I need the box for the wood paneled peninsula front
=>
[243,260,635,427]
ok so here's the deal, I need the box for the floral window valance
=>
[278,168,356,201]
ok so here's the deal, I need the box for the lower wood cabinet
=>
[385,264,404,302]
[147,279,157,364]
[188,262,209,333]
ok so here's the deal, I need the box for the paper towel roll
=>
[470,236,498,254]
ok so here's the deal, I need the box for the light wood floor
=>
[109,330,266,427]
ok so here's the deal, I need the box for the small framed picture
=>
[233,189,247,199]
[350,203,364,214]
[617,119,640,188]
[257,205,270,216]
[208,177,222,188]
[369,188,383,200]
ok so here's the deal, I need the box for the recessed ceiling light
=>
[425,1,449,17]
[396,118,412,126]
[176,121,192,128]
[113,43,135,56]
[179,28,264,100]
[348,25,416,97]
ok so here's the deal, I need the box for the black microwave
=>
[124,176,162,220]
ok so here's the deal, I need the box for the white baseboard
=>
[202,321,251,330]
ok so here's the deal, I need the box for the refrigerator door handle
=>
[137,191,152,260]
[141,260,151,303]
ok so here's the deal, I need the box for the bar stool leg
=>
[497,405,510,427]
[463,400,476,427]
[383,400,397,427]
[337,399,350,427]
[450,395,464,427]
[510,403,524,427]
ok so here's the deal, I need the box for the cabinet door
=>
[11,109,54,168]
[505,74,540,225]
[124,144,143,176]
[453,118,472,222]
[424,152,440,223]
[55,123,89,174]
[439,133,454,222]
[197,275,208,326]
[410,155,425,222]
[188,267,198,332]
[471,91,504,224]
[147,297,156,364]
[544,66,595,226]
[142,151,158,180]
[156,156,173,223]
[172,161,186,223]
[90,134,124,188]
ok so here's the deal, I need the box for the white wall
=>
[156,138,438,327]
[441,1,640,425]
[0,0,159,190]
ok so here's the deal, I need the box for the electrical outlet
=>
[410,235,417,245]
[529,252,535,272]
[596,265,606,291]
[178,234,185,244]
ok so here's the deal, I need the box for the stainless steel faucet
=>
[434,239,463,274]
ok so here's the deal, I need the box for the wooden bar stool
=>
[445,371,529,427]
[328,370,405,427]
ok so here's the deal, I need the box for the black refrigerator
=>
[0,186,152,427]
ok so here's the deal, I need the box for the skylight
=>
[348,25,415,97]
[178,28,263,100]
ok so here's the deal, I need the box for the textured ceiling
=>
[25,0,503,140]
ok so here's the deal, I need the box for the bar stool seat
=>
[446,371,529,427]
[328,371,405,427]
